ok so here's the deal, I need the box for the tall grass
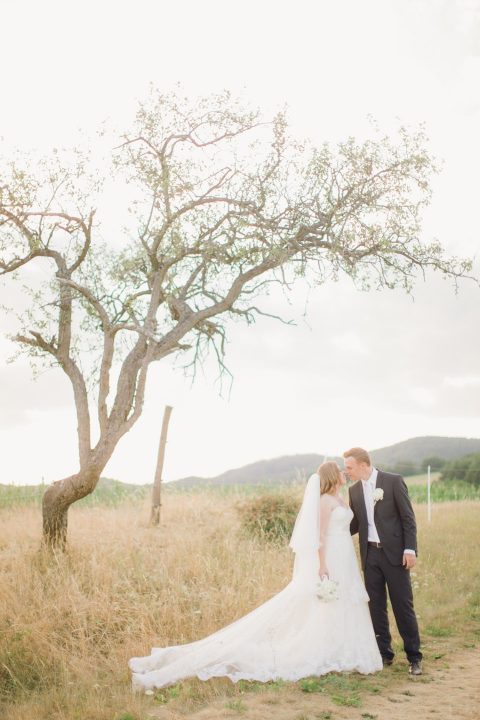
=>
[0,491,479,719]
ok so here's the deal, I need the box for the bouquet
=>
[316,576,339,602]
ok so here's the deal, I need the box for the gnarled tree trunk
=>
[42,467,103,549]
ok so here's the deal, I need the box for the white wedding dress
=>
[129,483,383,691]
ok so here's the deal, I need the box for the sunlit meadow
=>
[0,478,479,719]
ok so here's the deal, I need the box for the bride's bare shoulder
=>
[319,493,336,508]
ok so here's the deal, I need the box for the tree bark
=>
[42,468,102,549]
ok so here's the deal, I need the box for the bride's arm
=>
[318,496,333,577]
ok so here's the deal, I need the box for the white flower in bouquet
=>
[316,576,339,602]
[373,488,384,505]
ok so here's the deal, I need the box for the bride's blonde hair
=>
[317,461,341,495]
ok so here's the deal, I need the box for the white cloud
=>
[443,375,480,388]
[408,387,437,409]
[331,332,369,356]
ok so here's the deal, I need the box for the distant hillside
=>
[171,436,480,487]
[370,436,480,466]
[172,453,338,489]
[4,437,479,500]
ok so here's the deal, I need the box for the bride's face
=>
[337,469,347,488]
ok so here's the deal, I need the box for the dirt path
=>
[147,646,480,720]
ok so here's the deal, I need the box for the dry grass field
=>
[1,488,479,720]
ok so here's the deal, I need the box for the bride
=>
[129,461,383,690]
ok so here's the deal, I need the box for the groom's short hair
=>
[343,447,371,465]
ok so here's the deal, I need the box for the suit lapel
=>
[354,480,369,525]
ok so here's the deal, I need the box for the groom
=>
[343,447,423,675]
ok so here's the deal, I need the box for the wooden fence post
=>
[150,405,173,526]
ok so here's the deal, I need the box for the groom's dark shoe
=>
[408,661,423,676]
[382,657,393,667]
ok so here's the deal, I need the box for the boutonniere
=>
[373,488,384,505]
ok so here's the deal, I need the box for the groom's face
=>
[344,456,371,482]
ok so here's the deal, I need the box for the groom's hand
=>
[403,553,416,569]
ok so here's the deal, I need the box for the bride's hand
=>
[319,566,329,579]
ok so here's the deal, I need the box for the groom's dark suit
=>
[348,469,422,664]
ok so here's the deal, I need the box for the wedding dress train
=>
[129,504,383,690]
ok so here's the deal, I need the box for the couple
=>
[129,447,422,690]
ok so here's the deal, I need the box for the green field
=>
[2,472,479,509]
[0,478,150,508]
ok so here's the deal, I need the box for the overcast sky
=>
[1,0,480,485]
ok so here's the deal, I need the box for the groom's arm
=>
[392,474,417,555]
[348,488,359,536]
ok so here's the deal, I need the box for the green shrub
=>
[237,493,299,543]
[440,453,480,486]
[391,460,418,476]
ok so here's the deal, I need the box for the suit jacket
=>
[348,469,418,570]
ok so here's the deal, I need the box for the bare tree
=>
[0,88,471,548]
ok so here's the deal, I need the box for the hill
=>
[171,436,480,487]
[171,453,337,488]
[370,435,480,466]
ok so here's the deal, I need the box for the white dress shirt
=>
[362,467,415,555]
[361,467,381,543]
